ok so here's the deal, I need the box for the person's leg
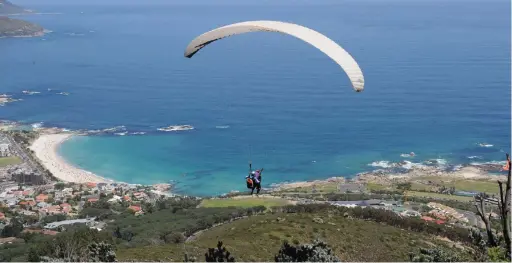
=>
[256,183,261,194]
[250,185,255,195]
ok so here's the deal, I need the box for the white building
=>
[108,195,122,203]
[0,143,11,157]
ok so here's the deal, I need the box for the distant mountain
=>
[0,16,44,38]
[0,0,33,15]
[0,1,43,38]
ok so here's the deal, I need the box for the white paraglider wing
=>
[184,20,364,92]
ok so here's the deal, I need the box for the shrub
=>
[409,248,460,262]
[205,241,235,262]
[275,239,339,262]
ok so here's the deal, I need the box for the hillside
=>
[118,210,472,262]
[0,0,31,15]
[0,157,508,262]
[0,16,44,38]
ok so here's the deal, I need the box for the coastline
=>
[29,133,111,183]
[28,130,508,194]
[0,31,45,39]
[271,163,508,192]
[13,119,506,195]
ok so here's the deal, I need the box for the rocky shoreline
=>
[271,163,507,192]
[0,16,45,38]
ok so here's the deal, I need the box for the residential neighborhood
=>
[0,180,173,235]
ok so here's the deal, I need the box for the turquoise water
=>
[1,0,510,196]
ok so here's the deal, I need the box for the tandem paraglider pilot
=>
[246,168,264,195]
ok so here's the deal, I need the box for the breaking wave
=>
[368,160,431,170]
[22,90,41,95]
[65,32,85,36]
[470,160,507,166]
[368,161,394,168]
[86,126,126,135]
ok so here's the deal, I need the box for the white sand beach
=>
[29,133,110,183]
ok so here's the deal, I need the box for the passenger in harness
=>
[245,162,264,195]
[250,168,263,195]
[245,175,254,189]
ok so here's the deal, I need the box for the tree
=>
[88,242,117,262]
[497,153,511,259]
[205,241,235,262]
[29,227,115,262]
[54,183,65,190]
[473,153,511,259]
[274,240,339,262]
[409,248,460,262]
[474,192,497,247]
[397,182,412,191]
[142,202,154,214]
[469,228,489,261]
[46,197,55,204]
[163,232,185,244]
[1,217,24,237]
[27,247,41,262]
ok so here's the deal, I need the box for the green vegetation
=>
[27,227,115,262]
[204,241,235,262]
[275,239,339,262]
[7,130,39,146]
[410,190,475,202]
[448,180,500,194]
[410,182,435,192]
[406,191,473,202]
[199,197,291,208]
[276,182,340,194]
[106,197,266,248]
[0,156,22,167]
[118,211,471,262]
[0,195,484,262]
[409,247,461,262]
[410,176,501,194]
[367,182,390,191]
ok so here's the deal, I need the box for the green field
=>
[0,156,22,167]
[366,182,390,191]
[276,182,340,194]
[449,180,500,194]
[199,197,291,208]
[117,212,471,262]
[412,176,500,194]
[406,191,473,202]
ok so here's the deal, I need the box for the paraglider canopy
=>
[184,20,365,93]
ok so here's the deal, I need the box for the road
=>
[3,133,48,181]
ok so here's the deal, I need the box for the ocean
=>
[1,0,510,196]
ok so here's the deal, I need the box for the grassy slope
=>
[0,156,22,167]
[199,197,291,208]
[406,191,473,202]
[117,212,472,262]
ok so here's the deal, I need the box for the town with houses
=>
[0,129,173,245]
